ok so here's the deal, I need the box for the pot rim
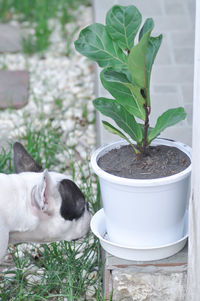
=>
[90,138,192,187]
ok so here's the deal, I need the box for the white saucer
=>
[90,209,188,261]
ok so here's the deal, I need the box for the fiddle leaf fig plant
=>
[75,5,186,155]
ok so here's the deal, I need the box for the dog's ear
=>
[58,179,86,221]
[31,169,56,213]
[13,142,43,173]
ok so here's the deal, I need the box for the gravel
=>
[0,4,96,181]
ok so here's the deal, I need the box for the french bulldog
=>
[0,142,91,262]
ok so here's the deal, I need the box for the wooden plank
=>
[186,1,200,299]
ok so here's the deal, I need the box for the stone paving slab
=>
[0,24,24,52]
[112,266,187,300]
[0,70,29,109]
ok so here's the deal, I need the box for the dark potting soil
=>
[97,144,191,179]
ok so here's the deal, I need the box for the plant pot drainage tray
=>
[91,209,188,261]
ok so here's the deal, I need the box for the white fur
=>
[0,171,91,262]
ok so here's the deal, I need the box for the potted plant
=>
[74,5,191,254]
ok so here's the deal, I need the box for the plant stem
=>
[140,88,150,155]
[143,103,150,155]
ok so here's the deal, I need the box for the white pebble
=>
[61,119,75,132]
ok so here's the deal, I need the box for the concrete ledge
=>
[103,245,187,300]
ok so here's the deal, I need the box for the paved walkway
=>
[0,70,29,109]
[0,24,24,52]
[0,24,29,110]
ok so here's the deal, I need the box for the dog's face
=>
[11,142,91,243]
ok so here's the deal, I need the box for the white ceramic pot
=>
[91,138,192,248]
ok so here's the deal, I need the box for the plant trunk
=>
[142,103,150,155]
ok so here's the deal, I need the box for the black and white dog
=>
[0,142,91,262]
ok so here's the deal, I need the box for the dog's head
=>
[13,142,91,243]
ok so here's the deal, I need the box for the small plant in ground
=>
[20,122,63,169]
[64,25,79,57]
[0,144,13,173]
[2,236,102,300]
[75,5,186,156]
[22,23,52,55]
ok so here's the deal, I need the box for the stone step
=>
[103,246,187,300]
[0,24,25,53]
[0,70,29,109]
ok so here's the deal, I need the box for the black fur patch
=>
[13,142,43,173]
[58,179,86,221]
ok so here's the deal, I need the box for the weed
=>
[19,122,64,169]
[64,25,79,57]
[0,143,13,173]
[54,97,64,110]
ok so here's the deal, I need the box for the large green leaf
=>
[128,29,162,107]
[102,121,140,153]
[100,69,145,120]
[138,18,163,106]
[147,107,187,144]
[139,18,154,40]
[145,36,162,96]
[74,23,128,69]
[106,5,142,51]
[128,30,151,89]
[93,97,143,143]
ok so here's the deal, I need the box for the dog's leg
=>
[0,218,9,262]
